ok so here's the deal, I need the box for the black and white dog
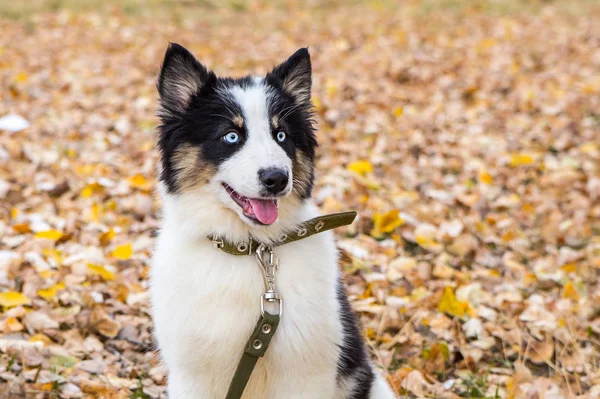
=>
[150,43,396,398]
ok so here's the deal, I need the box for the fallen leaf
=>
[111,243,132,260]
[439,287,470,318]
[347,160,373,176]
[34,230,63,241]
[526,339,554,364]
[509,153,534,167]
[99,228,115,246]
[0,291,31,308]
[371,209,404,237]
[562,281,580,301]
[87,263,116,281]
[128,174,151,191]
[37,282,65,300]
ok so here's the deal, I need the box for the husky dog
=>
[150,43,396,399]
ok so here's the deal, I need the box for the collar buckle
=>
[211,236,224,249]
[256,244,282,317]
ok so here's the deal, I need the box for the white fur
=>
[151,79,396,398]
[214,81,293,225]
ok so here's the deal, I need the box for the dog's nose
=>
[259,168,289,194]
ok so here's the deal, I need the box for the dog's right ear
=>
[157,43,213,118]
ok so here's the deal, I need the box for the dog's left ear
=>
[268,48,312,105]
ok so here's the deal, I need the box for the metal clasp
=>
[211,235,224,249]
[256,244,283,316]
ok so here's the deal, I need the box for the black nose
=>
[259,168,289,194]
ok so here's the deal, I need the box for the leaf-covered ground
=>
[0,1,599,398]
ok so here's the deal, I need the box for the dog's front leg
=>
[267,374,337,399]
[167,371,214,399]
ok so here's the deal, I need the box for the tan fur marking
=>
[292,150,313,198]
[172,144,216,192]
[272,115,279,129]
[232,115,244,128]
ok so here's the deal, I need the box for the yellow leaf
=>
[581,142,598,154]
[105,200,117,211]
[111,243,132,260]
[312,97,323,113]
[66,148,77,158]
[358,283,372,300]
[14,72,28,83]
[30,333,52,346]
[509,153,534,167]
[416,235,442,251]
[502,230,516,242]
[522,203,535,214]
[40,270,59,281]
[128,174,150,190]
[393,106,404,117]
[524,273,537,286]
[42,249,62,265]
[12,223,32,234]
[87,264,116,281]
[89,202,101,222]
[371,209,404,237]
[561,263,577,273]
[422,342,450,362]
[479,170,493,185]
[477,38,496,52]
[365,327,377,340]
[37,282,65,301]
[80,182,103,198]
[99,228,115,246]
[347,160,373,176]
[0,291,31,308]
[438,287,469,317]
[11,208,19,219]
[325,78,338,99]
[562,281,580,301]
[3,317,24,332]
[34,230,63,241]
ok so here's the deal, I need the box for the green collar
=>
[210,211,357,255]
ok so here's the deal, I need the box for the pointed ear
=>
[157,43,212,117]
[268,48,312,105]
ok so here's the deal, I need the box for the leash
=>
[212,211,357,399]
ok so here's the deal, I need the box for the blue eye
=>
[276,131,286,143]
[223,132,239,144]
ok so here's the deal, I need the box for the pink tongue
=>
[248,199,278,225]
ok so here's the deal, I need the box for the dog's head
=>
[157,43,316,229]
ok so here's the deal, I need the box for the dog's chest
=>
[151,232,342,397]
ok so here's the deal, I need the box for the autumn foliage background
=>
[0,0,599,398]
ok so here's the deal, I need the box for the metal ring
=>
[279,234,288,242]
[212,237,224,249]
[262,324,272,334]
[297,227,307,237]
[252,339,263,350]
[237,242,248,252]
[315,220,325,231]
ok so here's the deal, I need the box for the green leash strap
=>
[225,311,280,399]
[220,212,358,398]
[211,211,358,255]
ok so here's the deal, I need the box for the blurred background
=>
[0,1,599,398]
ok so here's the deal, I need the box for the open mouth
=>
[223,184,279,225]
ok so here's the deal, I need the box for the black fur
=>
[336,281,375,398]
[157,43,317,196]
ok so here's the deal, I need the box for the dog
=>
[150,43,396,399]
